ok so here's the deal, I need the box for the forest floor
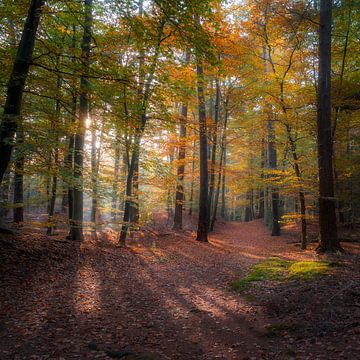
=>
[1,217,360,360]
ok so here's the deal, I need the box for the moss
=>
[230,257,338,293]
[229,279,252,293]
[288,260,332,280]
[246,257,292,282]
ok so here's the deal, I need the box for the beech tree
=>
[0,0,44,185]
[316,0,342,252]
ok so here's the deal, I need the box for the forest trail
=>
[1,220,359,360]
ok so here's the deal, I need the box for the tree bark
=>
[268,118,280,236]
[174,51,190,230]
[210,100,228,231]
[0,0,44,185]
[70,0,92,241]
[316,0,342,252]
[111,138,121,221]
[196,63,209,242]
[208,78,220,228]
[189,133,196,216]
[173,104,188,229]
[13,125,24,224]
[47,73,61,236]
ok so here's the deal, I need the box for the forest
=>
[0,0,359,359]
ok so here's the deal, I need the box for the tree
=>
[173,51,190,230]
[70,0,93,241]
[316,0,342,252]
[0,0,45,185]
[196,62,209,242]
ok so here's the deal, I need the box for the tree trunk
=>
[119,135,140,247]
[0,170,10,220]
[13,125,24,224]
[66,25,77,228]
[316,0,342,252]
[47,75,61,236]
[208,78,220,228]
[46,147,58,235]
[189,134,196,216]
[268,119,280,236]
[173,105,187,229]
[118,18,165,246]
[70,0,92,241]
[173,51,190,230]
[90,119,98,239]
[220,122,227,220]
[286,125,307,249]
[258,138,266,219]
[0,0,44,185]
[196,63,209,242]
[111,139,121,221]
[210,102,228,231]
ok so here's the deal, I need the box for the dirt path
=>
[0,220,359,359]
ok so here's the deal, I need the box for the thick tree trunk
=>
[196,63,209,242]
[0,0,44,185]
[316,0,342,252]
[70,0,92,241]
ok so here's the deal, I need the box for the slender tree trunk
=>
[285,126,307,249]
[189,134,196,216]
[258,138,266,218]
[0,170,10,219]
[208,78,220,228]
[316,0,342,252]
[118,18,165,246]
[90,119,98,239]
[220,121,227,219]
[66,26,77,227]
[119,135,140,246]
[173,105,187,229]
[70,0,92,241]
[111,139,121,220]
[245,192,252,222]
[210,102,228,231]
[173,53,190,230]
[46,147,58,235]
[130,161,139,224]
[0,0,44,185]
[47,75,61,236]
[196,63,209,242]
[268,119,280,236]
[13,125,24,224]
